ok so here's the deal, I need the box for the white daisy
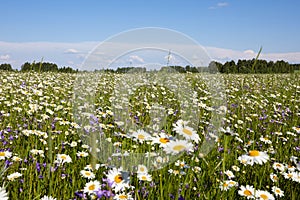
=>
[7,172,22,181]
[219,181,231,191]
[272,162,285,172]
[137,173,152,181]
[70,141,78,147]
[282,171,294,180]
[286,164,296,172]
[219,180,238,191]
[76,151,89,157]
[55,154,72,164]
[292,171,300,183]
[83,180,101,195]
[238,185,255,199]
[224,170,235,179]
[40,195,57,200]
[106,167,130,192]
[151,132,171,147]
[12,156,22,162]
[175,160,187,169]
[131,129,152,143]
[163,139,193,155]
[238,154,254,166]
[80,170,95,179]
[219,126,237,136]
[255,190,275,200]
[173,120,200,143]
[137,165,148,174]
[271,186,284,197]
[247,150,269,165]
[270,173,279,182]
[259,136,272,144]
[0,151,12,160]
[113,192,133,200]
[290,156,298,164]
[292,126,300,133]
[84,164,100,171]
[0,186,8,200]
[231,165,240,172]
[227,180,238,187]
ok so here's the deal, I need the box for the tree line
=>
[208,59,299,74]
[0,59,300,73]
[0,62,78,73]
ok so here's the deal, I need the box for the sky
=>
[0,0,300,70]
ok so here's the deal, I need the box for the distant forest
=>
[0,59,300,73]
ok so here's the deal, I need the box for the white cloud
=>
[243,50,255,55]
[217,2,228,7]
[64,48,80,54]
[0,41,300,70]
[0,54,10,61]
[209,2,229,9]
[128,55,144,63]
[0,41,96,69]
[206,46,300,64]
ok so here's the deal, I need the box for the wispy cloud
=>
[206,46,300,64]
[64,48,80,54]
[128,55,144,63]
[217,2,228,7]
[209,2,229,9]
[1,41,300,70]
[0,41,96,69]
[0,54,10,61]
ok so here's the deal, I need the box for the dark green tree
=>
[0,63,13,71]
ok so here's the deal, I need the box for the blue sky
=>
[1,0,300,69]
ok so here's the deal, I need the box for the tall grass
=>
[0,71,299,199]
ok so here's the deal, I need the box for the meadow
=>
[0,71,299,200]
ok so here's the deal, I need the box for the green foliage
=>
[20,62,77,73]
[0,63,13,71]
[213,59,294,74]
[0,72,299,199]
[21,62,58,72]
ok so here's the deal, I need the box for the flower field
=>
[0,71,299,200]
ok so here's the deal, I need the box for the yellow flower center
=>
[223,183,228,187]
[85,172,91,176]
[229,181,235,185]
[260,194,268,200]
[114,174,123,183]
[138,134,145,140]
[119,195,127,199]
[61,155,67,160]
[244,190,252,196]
[173,145,186,151]
[0,152,5,156]
[275,189,280,194]
[182,128,193,136]
[159,138,169,144]
[139,167,145,172]
[249,150,260,157]
[88,184,95,191]
[141,176,147,180]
